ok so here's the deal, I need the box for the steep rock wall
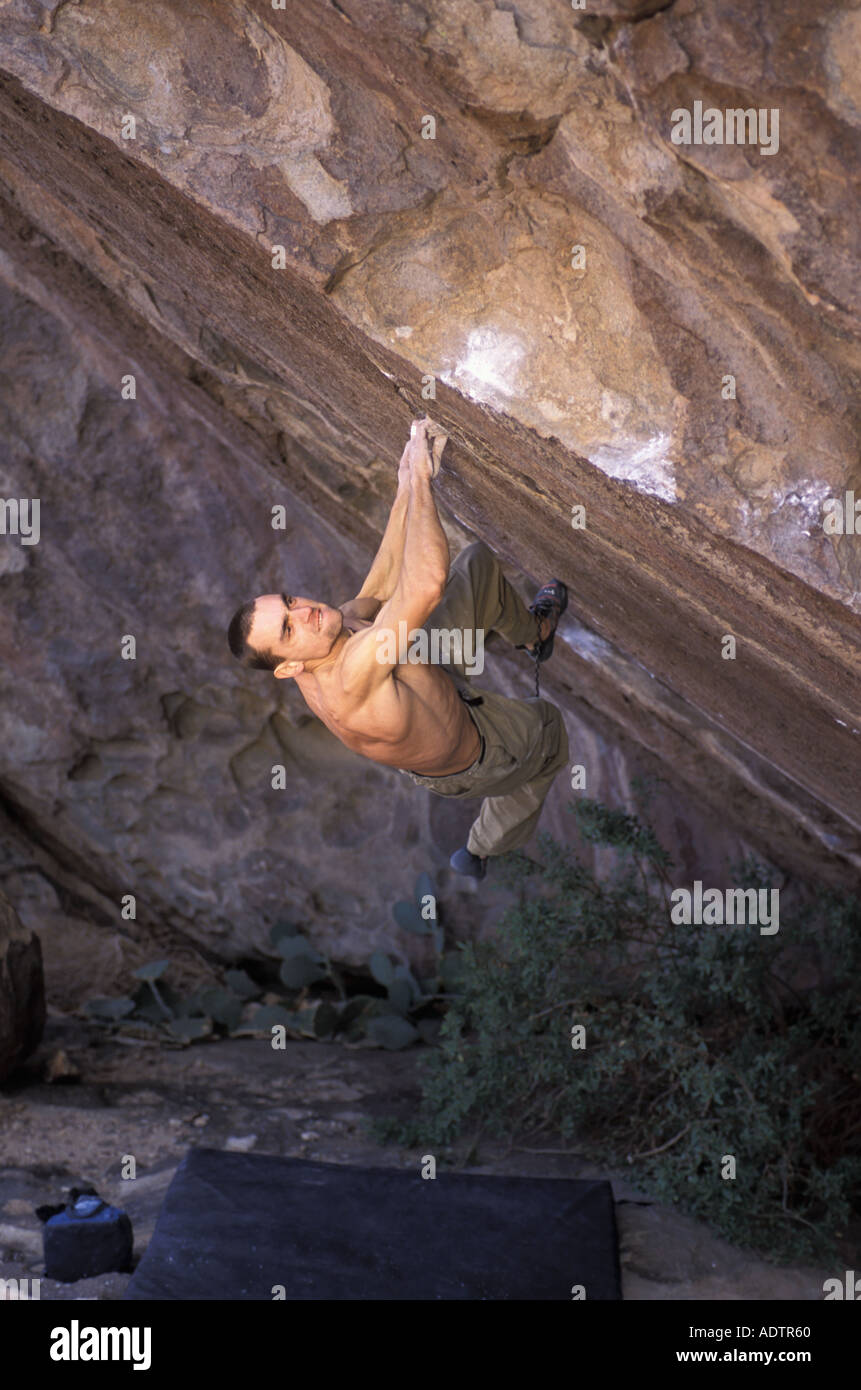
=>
[0,0,858,966]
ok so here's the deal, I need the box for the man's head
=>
[227,592,343,679]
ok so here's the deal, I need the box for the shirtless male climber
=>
[227,418,569,880]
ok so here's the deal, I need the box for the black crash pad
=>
[125,1148,620,1300]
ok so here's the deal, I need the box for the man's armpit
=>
[342,595,383,621]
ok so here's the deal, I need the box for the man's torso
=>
[296,605,482,775]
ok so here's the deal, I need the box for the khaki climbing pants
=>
[398,541,569,859]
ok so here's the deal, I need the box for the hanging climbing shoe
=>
[518,579,568,662]
[449,847,488,879]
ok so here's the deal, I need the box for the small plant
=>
[84,957,261,1043]
[369,800,861,1264]
[81,872,462,1051]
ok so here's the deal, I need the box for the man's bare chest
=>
[298,658,456,746]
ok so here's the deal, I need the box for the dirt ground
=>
[0,1010,841,1301]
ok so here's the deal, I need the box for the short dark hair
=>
[227,599,279,671]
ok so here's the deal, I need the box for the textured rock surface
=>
[0,270,752,969]
[0,1,859,968]
[0,885,45,1081]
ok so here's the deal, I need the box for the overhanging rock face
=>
[0,1,858,964]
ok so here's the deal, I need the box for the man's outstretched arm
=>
[352,434,414,608]
[393,422,450,604]
[340,421,450,689]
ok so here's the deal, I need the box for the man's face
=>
[250,592,343,677]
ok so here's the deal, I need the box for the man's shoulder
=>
[333,621,395,696]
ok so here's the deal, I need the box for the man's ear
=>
[274,660,304,680]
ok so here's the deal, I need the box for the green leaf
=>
[401,963,422,993]
[172,988,209,1018]
[270,920,300,946]
[131,987,172,1024]
[132,959,170,981]
[393,963,422,1003]
[276,934,324,962]
[279,955,328,989]
[198,988,243,1031]
[150,981,184,1016]
[369,950,395,987]
[168,1016,213,1041]
[294,1001,338,1039]
[386,978,413,1015]
[364,997,400,1018]
[83,996,136,1021]
[341,1008,374,1042]
[225,969,260,999]
[415,872,436,910]
[366,1015,419,1050]
[335,995,376,1030]
[393,901,428,934]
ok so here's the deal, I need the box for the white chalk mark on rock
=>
[440,327,525,405]
[770,478,833,523]
[588,432,677,503]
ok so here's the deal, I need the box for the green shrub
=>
[370,799,861,1263]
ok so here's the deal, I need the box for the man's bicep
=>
[342,581,445,686]
[373,580,446,659]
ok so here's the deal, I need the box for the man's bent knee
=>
[456,540,492,568]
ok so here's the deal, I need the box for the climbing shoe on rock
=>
[522,579,568,662]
